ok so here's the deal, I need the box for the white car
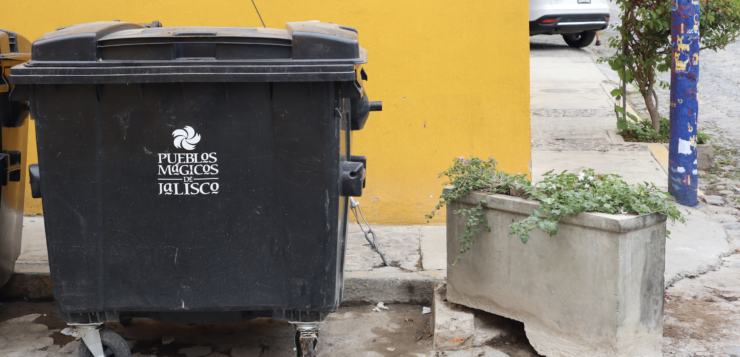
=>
[530,0,610,48]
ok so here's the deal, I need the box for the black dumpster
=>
[11,21,380,357]
[0,29,31,288]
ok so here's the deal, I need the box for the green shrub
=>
[619,117,670,142]
[618,116,708,144]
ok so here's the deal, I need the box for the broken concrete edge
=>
[662,204,735,289]
[432,282,475,350]
[665,248,735,288]
[432,281,515,352]
[1,269,446,305]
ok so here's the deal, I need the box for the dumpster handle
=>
[349,197,388,266]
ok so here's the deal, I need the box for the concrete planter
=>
[446,192,667,357]
[697,142,714,171]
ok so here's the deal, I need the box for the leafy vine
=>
[426,157,529,265]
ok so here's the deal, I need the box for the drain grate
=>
[540,88,579,93]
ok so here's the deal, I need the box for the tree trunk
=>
[642,72,661,133]
[628,61,661,133]
[644,96,661,133]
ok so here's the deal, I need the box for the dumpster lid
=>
[11,21,366,84]
[0,30,31,62]
[99,26,293,41]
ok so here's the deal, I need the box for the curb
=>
[648,143,670,174]
[1,270,445,305]
[599,81,642,121]
[343,270,444,306]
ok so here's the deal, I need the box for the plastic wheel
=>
[119,318,133,327]
[294,329,319,357]
[562,31,597,48]
[77,330,131,357]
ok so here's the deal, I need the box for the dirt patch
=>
[0,300,57,322]
[130,339,196,357]
[664,298,734,341]
[366,305,433,356]
[0,300,75,345]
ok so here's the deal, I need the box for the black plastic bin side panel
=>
[34,84,103,311]
[35,82,344,317]
[98,82,284,312]
[271,81,343,311]
[334,98,351,304]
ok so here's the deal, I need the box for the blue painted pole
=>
[669,0,700,207]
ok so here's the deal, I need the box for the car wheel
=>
[562,31,597,48]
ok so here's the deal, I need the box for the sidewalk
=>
[530,50,667,189]
[530,36,735,289]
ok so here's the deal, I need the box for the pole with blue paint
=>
[669,0,700,207]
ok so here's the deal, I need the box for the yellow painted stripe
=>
[625,102,641,123]
[648,144,670,174]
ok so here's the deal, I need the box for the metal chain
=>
[349,198,388,266]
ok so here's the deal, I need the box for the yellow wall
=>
[4,0,531,224]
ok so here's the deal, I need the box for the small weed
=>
[716,147,740,156]
[716,159,734,167]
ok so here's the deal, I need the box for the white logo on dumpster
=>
[172,126,201,151]
[157,126,219,196]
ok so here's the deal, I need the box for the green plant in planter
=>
[426,157,530,265]
[509,169,686,244]
[429,156,686,265]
